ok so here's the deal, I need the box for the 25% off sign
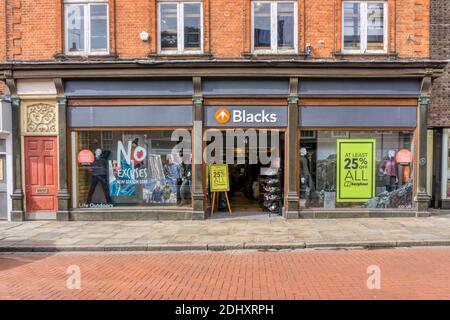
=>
[337,139,376,202]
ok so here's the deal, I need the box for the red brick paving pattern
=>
[0,248,450,300]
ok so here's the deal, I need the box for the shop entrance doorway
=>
[205,129,285,218]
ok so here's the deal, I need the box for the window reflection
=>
[277,3,294,50]
[300,131,414,209]
[343,3,361,50]
[254,2,271,50]
[75,131,192,208]
[160,3,178,50]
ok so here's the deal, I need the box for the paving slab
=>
[1,216,450,252]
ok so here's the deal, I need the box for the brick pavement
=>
[2,215,450,252]
[0,248,450,299]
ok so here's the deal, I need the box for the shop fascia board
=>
[0,60,447,80]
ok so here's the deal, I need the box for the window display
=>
[300,131,414,209]
[440,129,450,200]
[74,130,192,208]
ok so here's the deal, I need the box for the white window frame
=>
[342,1,388,54]
[251,1,298,54]
[158,1,204,55]
[64,0,110,56]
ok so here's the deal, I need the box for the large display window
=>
[72,130,192,209]
[300,130,414,209]
[440,129,450,201]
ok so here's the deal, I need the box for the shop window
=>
[300,131,414,209]
[158,1,203,54]
[0,155,4,182]
[64,0,109,55]
[342,1,387,54]
[73,130,192,208]
[441,129,450,200]
[251,1,297,54]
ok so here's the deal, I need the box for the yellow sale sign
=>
[209,164,230,192]
[336,139,376,203]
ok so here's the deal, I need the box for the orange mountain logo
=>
[215,108,231,124]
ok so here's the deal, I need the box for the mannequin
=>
[300,147,314,196]
[163,154,181,203]
[179,154,192,206]
[87,148,112,204]
[379,149,398,192]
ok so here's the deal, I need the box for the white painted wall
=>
[0,100,13,220]
[17,79,57,96]
[6,133,12,221]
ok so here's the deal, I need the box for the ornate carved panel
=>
[25,103,57,134]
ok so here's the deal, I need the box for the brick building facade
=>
[0,0,446,221]
[429,0,450,208]
[429,0,450,126]
[0,0,431,61]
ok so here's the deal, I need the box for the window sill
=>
[54,52,118,61]
[242,52,308,60]
[148,52,213,60]
[334,52,398,60]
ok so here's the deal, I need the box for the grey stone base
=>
[283,210,299,219]
[10,210,24,221]
[299,210,418,219]
[56,211,70,221]
[27,212,57,220]
[70,209,203,221]
[441,199,450,209]
[21,209,428,221]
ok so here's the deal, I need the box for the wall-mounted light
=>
[140,31,149,42]
[306,43,312,56]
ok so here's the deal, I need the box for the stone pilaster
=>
[415,93,431,213]
[10,96,25,221]
[56,97,70,221]
[284,78,300,219]
[192,77,205,219]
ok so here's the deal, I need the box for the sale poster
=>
[209,164,230,192]
[336,139,376,203]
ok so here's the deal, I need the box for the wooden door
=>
[24,137,58,212]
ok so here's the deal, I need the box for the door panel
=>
[25,137,58,213]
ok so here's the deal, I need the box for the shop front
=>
[68,107,195,219]
[4,71,438,221]
[65,79,200,220]
[431,128,450,209]
[297,78,426,218]
[203,105,287,217]
[64,76,433,219]
[197,78,293,218]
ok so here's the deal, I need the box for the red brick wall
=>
[429,0,450,127]
[6,0,61,60]
[0,0,431,62]
[210,0,246,57]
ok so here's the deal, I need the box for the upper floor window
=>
[64,0,109,55]
[342,1,387,54]
[251,1,297,54]
[158,1,203,54]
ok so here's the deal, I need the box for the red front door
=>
[24,137,58,213]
